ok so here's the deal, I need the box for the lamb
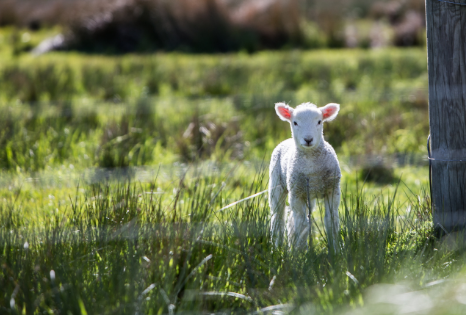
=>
[269,102,341,249]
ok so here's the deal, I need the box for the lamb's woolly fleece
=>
[269,102,341,249]
[270,139,340,199]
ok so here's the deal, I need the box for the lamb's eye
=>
[318,120,321,125]
[294,121,298,126]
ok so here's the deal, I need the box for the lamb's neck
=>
[296,141,325,159]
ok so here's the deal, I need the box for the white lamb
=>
[269,102,341,249]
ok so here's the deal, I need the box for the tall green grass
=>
[2,166,464,314]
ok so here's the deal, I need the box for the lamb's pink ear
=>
[320,103,340,122]
[275,103,293,122]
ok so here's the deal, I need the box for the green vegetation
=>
[3,167,463,315]
[0,47,428,171]
[1,27,456,314]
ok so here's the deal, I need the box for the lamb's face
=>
[290,105,324,149]
[275,102,340,150]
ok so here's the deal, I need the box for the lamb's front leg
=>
[324,187,341,251]
[270,185,287,247]
[288,194,310,249]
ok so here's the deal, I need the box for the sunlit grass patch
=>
[1,162,461,314]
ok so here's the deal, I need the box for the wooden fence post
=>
[426,0,466,233]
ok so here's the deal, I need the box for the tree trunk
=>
[426,0,466,233]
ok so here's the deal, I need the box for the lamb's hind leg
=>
[270,184,287,247]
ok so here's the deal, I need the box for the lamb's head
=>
[275,102,340,150]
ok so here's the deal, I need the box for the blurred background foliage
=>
[0,0,426,54]
[0,49,428,171]
[0,0,430,187]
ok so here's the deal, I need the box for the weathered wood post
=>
[426,0,466,233]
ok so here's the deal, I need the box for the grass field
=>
[3,27,466,314]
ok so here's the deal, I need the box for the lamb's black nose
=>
[304,138,313,146]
